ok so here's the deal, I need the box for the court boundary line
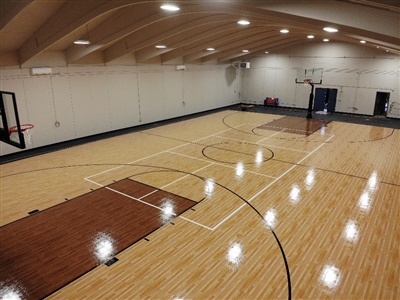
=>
[212,133,335,230]
[167,150,277,179]
[83,121,334,232]
[215,134,311,153]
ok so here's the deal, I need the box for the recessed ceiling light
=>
[242,50,249,53]
[280,29,289,33]
[155,45,167,49]
[323,27,338,33]
[307,35,314,39]
[206,48,215,51]
[74,40,90,45]
[238,20,250,25]
[360,40,366,44]
[265,51,269,54]
[160,4,180,11]
[323,38,329,42]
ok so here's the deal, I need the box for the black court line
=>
[201,141,274,165]
[0,178,197,300]
[1,164,294,300]
[222,112,396,143]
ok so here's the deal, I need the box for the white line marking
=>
[211,134,335,230]
[215,134,310,153]
[139,189,159,199]
[84,124,246,182]
[105,186,176,214]
[83,117,333,231]
[167,151,277,179]
[160,162,214,189]
[179,216,214,231]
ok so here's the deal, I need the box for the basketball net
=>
[9,124,34,146]
[303,79,313,87]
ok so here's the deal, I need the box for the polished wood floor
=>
[0,179,196,300]
[0,110,399,299]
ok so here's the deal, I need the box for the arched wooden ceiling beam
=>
[13,0,399,66]
[161,27,272,63]
[182,28,276,63]
[0,0,34,30]
[104,13,237,63]
[65,3,161,63]
[201,34,294,63]
[18,0,144,65]
[13,0,305,64]
[200,32,286,63]
[217,37,307,63]
[67,2,230,63]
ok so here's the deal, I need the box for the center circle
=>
[202,141,274,164]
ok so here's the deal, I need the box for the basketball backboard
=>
[0,91,26,149]
[295,68,323,84]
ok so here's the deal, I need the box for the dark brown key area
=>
[0,179,196,300]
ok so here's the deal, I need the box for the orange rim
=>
[9,124,34,135]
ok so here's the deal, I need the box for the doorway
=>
[374,92,390,116]
[314,88,338,113]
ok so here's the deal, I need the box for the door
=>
[374,92,390,116]
[314,88,327,111]
[326,89,337,113]
[314,88,337,113]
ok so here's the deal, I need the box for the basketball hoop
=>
[9,124,34,146]
[303,79,313,86]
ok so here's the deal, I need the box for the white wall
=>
[0,64,240,155]
[241,42,400,117]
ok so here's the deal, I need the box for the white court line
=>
[109,184,214,231]
[84,123,246,182]
[167,150,277,179]
[83,118,331,232]
[179,216,214,230]
[160,162,214,190]
[82,121,255,232]
[140,189,159,199]
[105,187,171,214]
[211,134,335,230]
[215,134,311,153]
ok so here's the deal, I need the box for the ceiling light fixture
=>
[323,27,338,33]
[237,20,250,25]
[206,48,215,51]
[323,39,329,42]
[307,35,315,39]
[265,51,269,54]
[74,40,90,45]
[242,50,249,53]
[360,40,366,43]
[74,24,91,45]
[280,29,289,33]
[155,45,167,49]
[160,4,180,11]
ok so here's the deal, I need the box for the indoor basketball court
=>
[0,109,398,299]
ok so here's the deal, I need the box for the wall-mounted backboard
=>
[0,91,26,149]
[295,68,323,84]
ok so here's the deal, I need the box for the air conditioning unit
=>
[30,67,52,76]
[176,65,186,71]
[239,62,250,69]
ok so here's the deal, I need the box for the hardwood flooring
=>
[0,110,398,299]
[0,179,196,299]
